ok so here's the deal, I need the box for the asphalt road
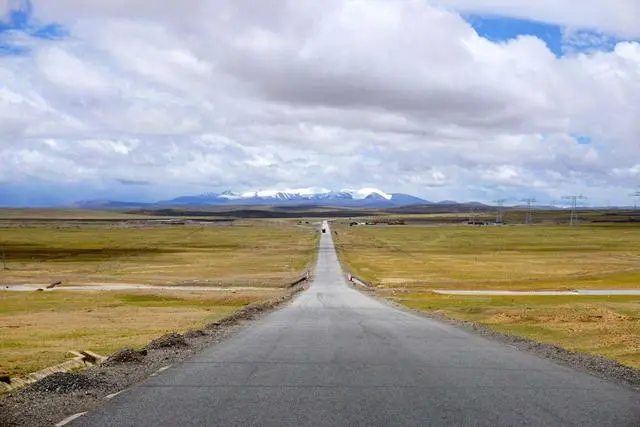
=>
[75,222,639,427]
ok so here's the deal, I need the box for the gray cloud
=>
[116,178,150,186]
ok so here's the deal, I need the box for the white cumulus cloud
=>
[0,0,639,205]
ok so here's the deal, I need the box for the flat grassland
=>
[0,219,318,377]
[336,224,640,290]
[0,289,285,376]
[335,224,640,367]
[0,220,318,287]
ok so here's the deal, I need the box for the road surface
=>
[75,222,639,426]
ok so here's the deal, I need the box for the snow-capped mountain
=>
[155,188,427,207]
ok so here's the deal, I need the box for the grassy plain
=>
[335,223,640,367]
[0,218,318,377]
[0,220,318,287]
[0,289,284,376]
[335,224,640,290]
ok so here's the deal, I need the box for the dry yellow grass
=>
[335,224,640,290]
[337,224,640,367]
[0,289,285,376]
[0,219,317,377]
[0,220,318,287]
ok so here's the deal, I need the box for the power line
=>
[522,198,536,225]
[493,199,507,224]
[631,191,640,209]
[468,207,478,225]
[562,195,587,226]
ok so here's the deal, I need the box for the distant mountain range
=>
[69,188,612,211]
[73,188,432,209]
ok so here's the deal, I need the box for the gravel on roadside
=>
[102,348,148,365]
[0,285,307,427]
[23,373,107,394]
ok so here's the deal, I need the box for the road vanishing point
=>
[75,222,639,426]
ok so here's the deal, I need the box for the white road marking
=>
[104,390,124,400]
[55,412,87,426]
[150,365,172,376]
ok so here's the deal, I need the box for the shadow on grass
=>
[0,244,174,264]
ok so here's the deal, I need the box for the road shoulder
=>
[352,283,640,392]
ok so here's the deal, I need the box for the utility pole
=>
[1,250,7,270]
[562,195,587,226]
[551,200,563,223]
[493,199,507,224]
[522,198,536,225]
[631,191,640,210]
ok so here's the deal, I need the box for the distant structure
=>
[522,198,536,225]
[562,195,587,226]
[493,199,507,224]
[468,207,477,225]
[631,191,640,209]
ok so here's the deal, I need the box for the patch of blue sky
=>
[0,0,67,55]
[539,134,593,146]
[465,14,564,56]
[465,14,635,57]
[573,135,592,145]
[0,38,27,56]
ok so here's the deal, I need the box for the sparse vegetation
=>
[335,224,640,290]
[0,288,286,377]
[0,220,318,287]
[335,223,640,367]
[0,217,318,377]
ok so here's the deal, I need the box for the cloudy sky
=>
[1,0,639,206]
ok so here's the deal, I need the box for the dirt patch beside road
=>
[146,333,188,350]
[103,348,148,365]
